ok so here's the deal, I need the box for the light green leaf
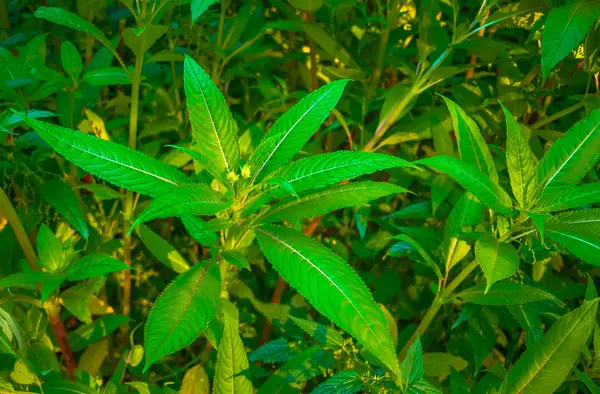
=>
[123,25,168,58]
[180,363,211,394]
[499,299,600,394]
[37,224,63,272]
[475,235,520,292]
[441,95,498,183]
[82,67,131,86]
[40,180,88,239]
[10,359,39,386]
[249,80,349,183]
[66,254,130,281]
[213,301,253,394]
[264,151,414,197]
[501,103,537,208]
[181,216,218,247]
[137,224,191,273]
[261,182,407,223]
[535,108,600,197]
[552,208,600,233]
[256,225,401,378]
[401,336,425,385]
[24,118,189,197]
[458,282,562,306]
[221,251,250,270]
[144,260,221,370]
[34,6,114,51]
[535,183,600,212]
[60,41,83,81]
[184,56,238,175]
[541,1,600,79]
[546,223,600,266]
[130,184,230,232]
[417,156,514,216]
[191,0,219,23]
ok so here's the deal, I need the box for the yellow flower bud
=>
[241,164,251,179]
[227,171,239,183]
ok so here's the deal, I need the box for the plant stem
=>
[398,259,479,360]
[0,187,77,380]
[530,101,585,130]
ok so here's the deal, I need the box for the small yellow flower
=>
[227,171,239,183]
[241,164,251,179]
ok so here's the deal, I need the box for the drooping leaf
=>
[535,109,600,197]
[213,301,253,394]
[36,224,63,272]
[535,183,600,212]
[541,1,600,79]
[264,151,414,197]
[249,80,349,183]
[66,254,130,281]
[181,216,218,247]
[546,223,600,266]
[256,225,401,378]
[475,235,520,292]
[499,299,600,393]
[144,259,221,370]
[24,118,189,196]
[418,156,514,216]
[40,180,89,239]
[77,184,122,200]
[137,224,191,273]
[261,182,407,223]
[501,103,537,208]
[184,56,239,174]
[390,234,442,279]
[458,282,562,306]
[130,184,230,232]
[166,144,232,189]
[441,95,498,183]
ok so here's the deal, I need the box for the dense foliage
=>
[2,0,600,393]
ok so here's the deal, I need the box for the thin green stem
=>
[530,101,585,130]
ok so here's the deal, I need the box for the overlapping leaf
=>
[535,183,600,212]
[66,254,130,281]
[475,235,520,292]
[546,223,600,266]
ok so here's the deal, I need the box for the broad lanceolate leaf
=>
[541,1,600,79]
[499,299,600,394]
[546,223,600,266]
[40,180,89,239]
[37,224,63,272]
[60,41,83,81]
[24,118,189,196]
[144,259,221,370]
[66,254,130,281]
[264,150,414,197]
[418,156,514,216]
[213,301,253,394]
[441,96,498,183]
[34,7,114,51]
[184,56,239,174]
[458,282,562,306]
[137,224,191,273]
[261,182,407,223]
[501,103,537,208]
[535,109,600,198]
[256,225,402,379]
[535,183,600,212]
[475,235,520,292]
[249,80,349,184]
[130,184,230,232]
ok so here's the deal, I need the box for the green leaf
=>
[264,151,414,197]
[60,41,83,81]
[24,118,189,197]
[213,301,253,394]
[499,299,600,393]
[401,336,425,385]
[37,224,63,272]
[68,314,131,352]
[288,316,345,349]
[137,224,191,273]
[475,235,520,292]
[391,234,443,279]
[312,371,363,394]
[82,67,131,86]
[130,184,230,232]
[184,56,239,175]
[441,95,498,183]
[552,208,600,233]
[166,144,232,190]
[34,6,114,51]
[261,182,407,223]
[181,216,218,247]
[256,225,401,378]
[458,282,562,306]
[541,0,600,79]
[256,346,322,394]
[535,108,600,197]
[422,353,468,378]
[144,259,221,370]
[249,80,349,183]
[10,359,39,386]
[431,175,454,215]
[191,0,219,23]
[42,381,98,394]
[77,184,122,200]
[66,254,130,281]
[221,251,250,270]
[40,180,88,239]
[180,364,211,394]
[501,103,537,208]
[546,223,600,266]
[123,25,168,58]
[535,183,600,212]
[417,156,514,216]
